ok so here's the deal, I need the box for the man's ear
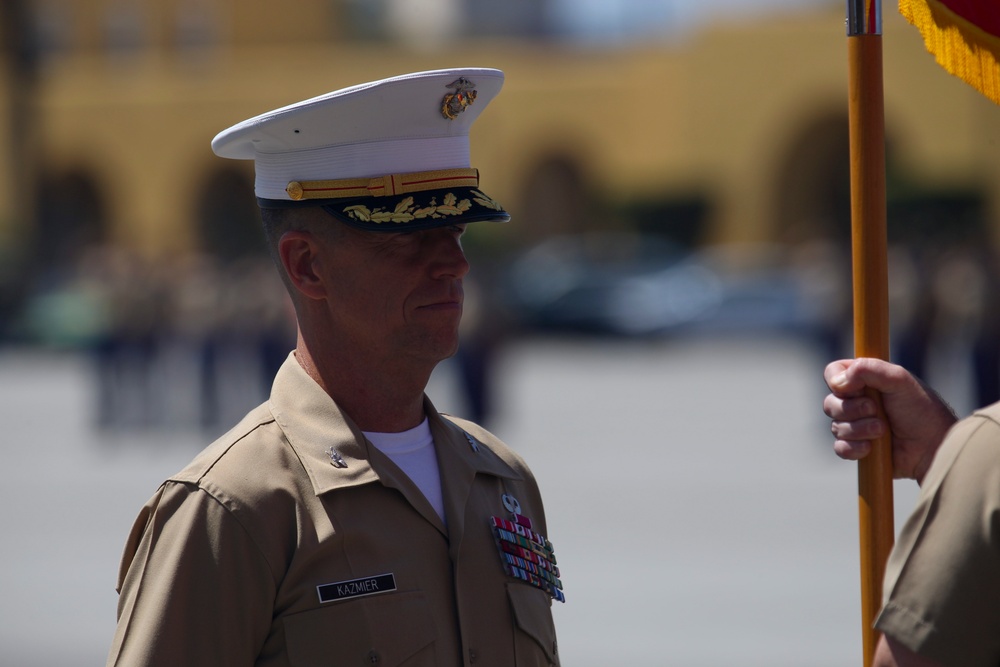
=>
[278,231,327,300]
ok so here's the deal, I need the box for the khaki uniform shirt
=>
[107,355,561,666]
[876,402,1000,666]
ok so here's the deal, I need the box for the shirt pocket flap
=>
[507,583,558,662]
[285,591,436,666]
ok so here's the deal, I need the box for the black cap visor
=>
[258,186,509,231]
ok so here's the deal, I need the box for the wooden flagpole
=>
[846,1,895,665]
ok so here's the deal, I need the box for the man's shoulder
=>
[948,402,1000,459]
[971,400,1000,428]
[440,414,534,474]
[169,401,289,491]
[128,402,304,586]
[926,401,1000,493]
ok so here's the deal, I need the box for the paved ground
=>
[0,335,925,666]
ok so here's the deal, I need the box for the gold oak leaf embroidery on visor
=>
[344,191,502,224]
[471,189,503,211]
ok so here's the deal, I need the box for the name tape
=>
[317,573,397,604]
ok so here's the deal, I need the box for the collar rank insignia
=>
[490,494,565,603]
[325,446,348,468]
[464,431,480,452]
[441,77,478,120]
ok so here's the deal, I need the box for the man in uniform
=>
[823,356,1000,666]
[106,68,563,667]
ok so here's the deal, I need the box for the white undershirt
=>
[364,418,446,525]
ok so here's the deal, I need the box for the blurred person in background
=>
[79,244,163,430]
[105,68,563,666]
[823,356,1000,666]
[453,269,508,426]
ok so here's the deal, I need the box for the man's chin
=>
[409,330,460,363]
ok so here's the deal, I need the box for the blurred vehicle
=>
[499,232,720,336]
[681,243,846,339]
[499,234,846,344]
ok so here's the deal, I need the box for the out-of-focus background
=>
[0,0,998,664]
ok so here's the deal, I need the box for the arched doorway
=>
[772,113,853,244]
[517,154,592,242]
[188,165,293,429]
[194,165,264,261]
[33,167,107,278]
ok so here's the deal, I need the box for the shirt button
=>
[469,649,478,663]
[367,650,380,664]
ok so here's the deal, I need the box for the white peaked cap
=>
[211,68,509,231]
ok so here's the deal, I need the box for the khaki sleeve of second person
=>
[876,412,1000,667]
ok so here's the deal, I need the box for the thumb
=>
[832,357,907,397]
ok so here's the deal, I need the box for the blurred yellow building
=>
[1,0,999,302]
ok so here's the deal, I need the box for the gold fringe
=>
[900,0,1000,105]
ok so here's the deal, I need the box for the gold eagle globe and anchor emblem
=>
[441,77,478,120]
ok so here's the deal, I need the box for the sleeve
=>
[106,481,277,667]
[875,414,1000,667]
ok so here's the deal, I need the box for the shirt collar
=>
[268,353,521,496]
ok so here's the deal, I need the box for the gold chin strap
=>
[286,168,479,201]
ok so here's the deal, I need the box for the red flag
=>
[900,0,1000,104]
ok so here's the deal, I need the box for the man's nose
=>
[430,232,470,279]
